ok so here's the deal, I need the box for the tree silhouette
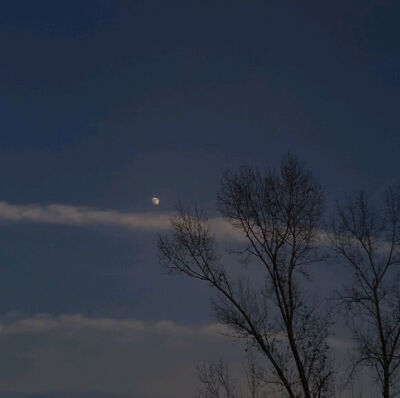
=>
[333,188,400,398]
[197,352,266,398]
[159,155,334,398]
[197,359,241,398]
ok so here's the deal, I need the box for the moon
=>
[152,197,160,206]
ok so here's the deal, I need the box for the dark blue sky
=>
[0,2,399,397]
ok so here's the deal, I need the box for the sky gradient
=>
[0,1,399,397]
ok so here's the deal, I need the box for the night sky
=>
[0,1,399,397]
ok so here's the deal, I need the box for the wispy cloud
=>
[0,201,343,249]
[0,201,244,241]
[0,313,229,339]
[0,201,172,230]
[0,313,235,398]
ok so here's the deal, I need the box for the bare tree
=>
[197,353,267,398]
[243,349,265,398]
[332,188,400,398]
[197,359,241,398]
[158,155,334,398]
